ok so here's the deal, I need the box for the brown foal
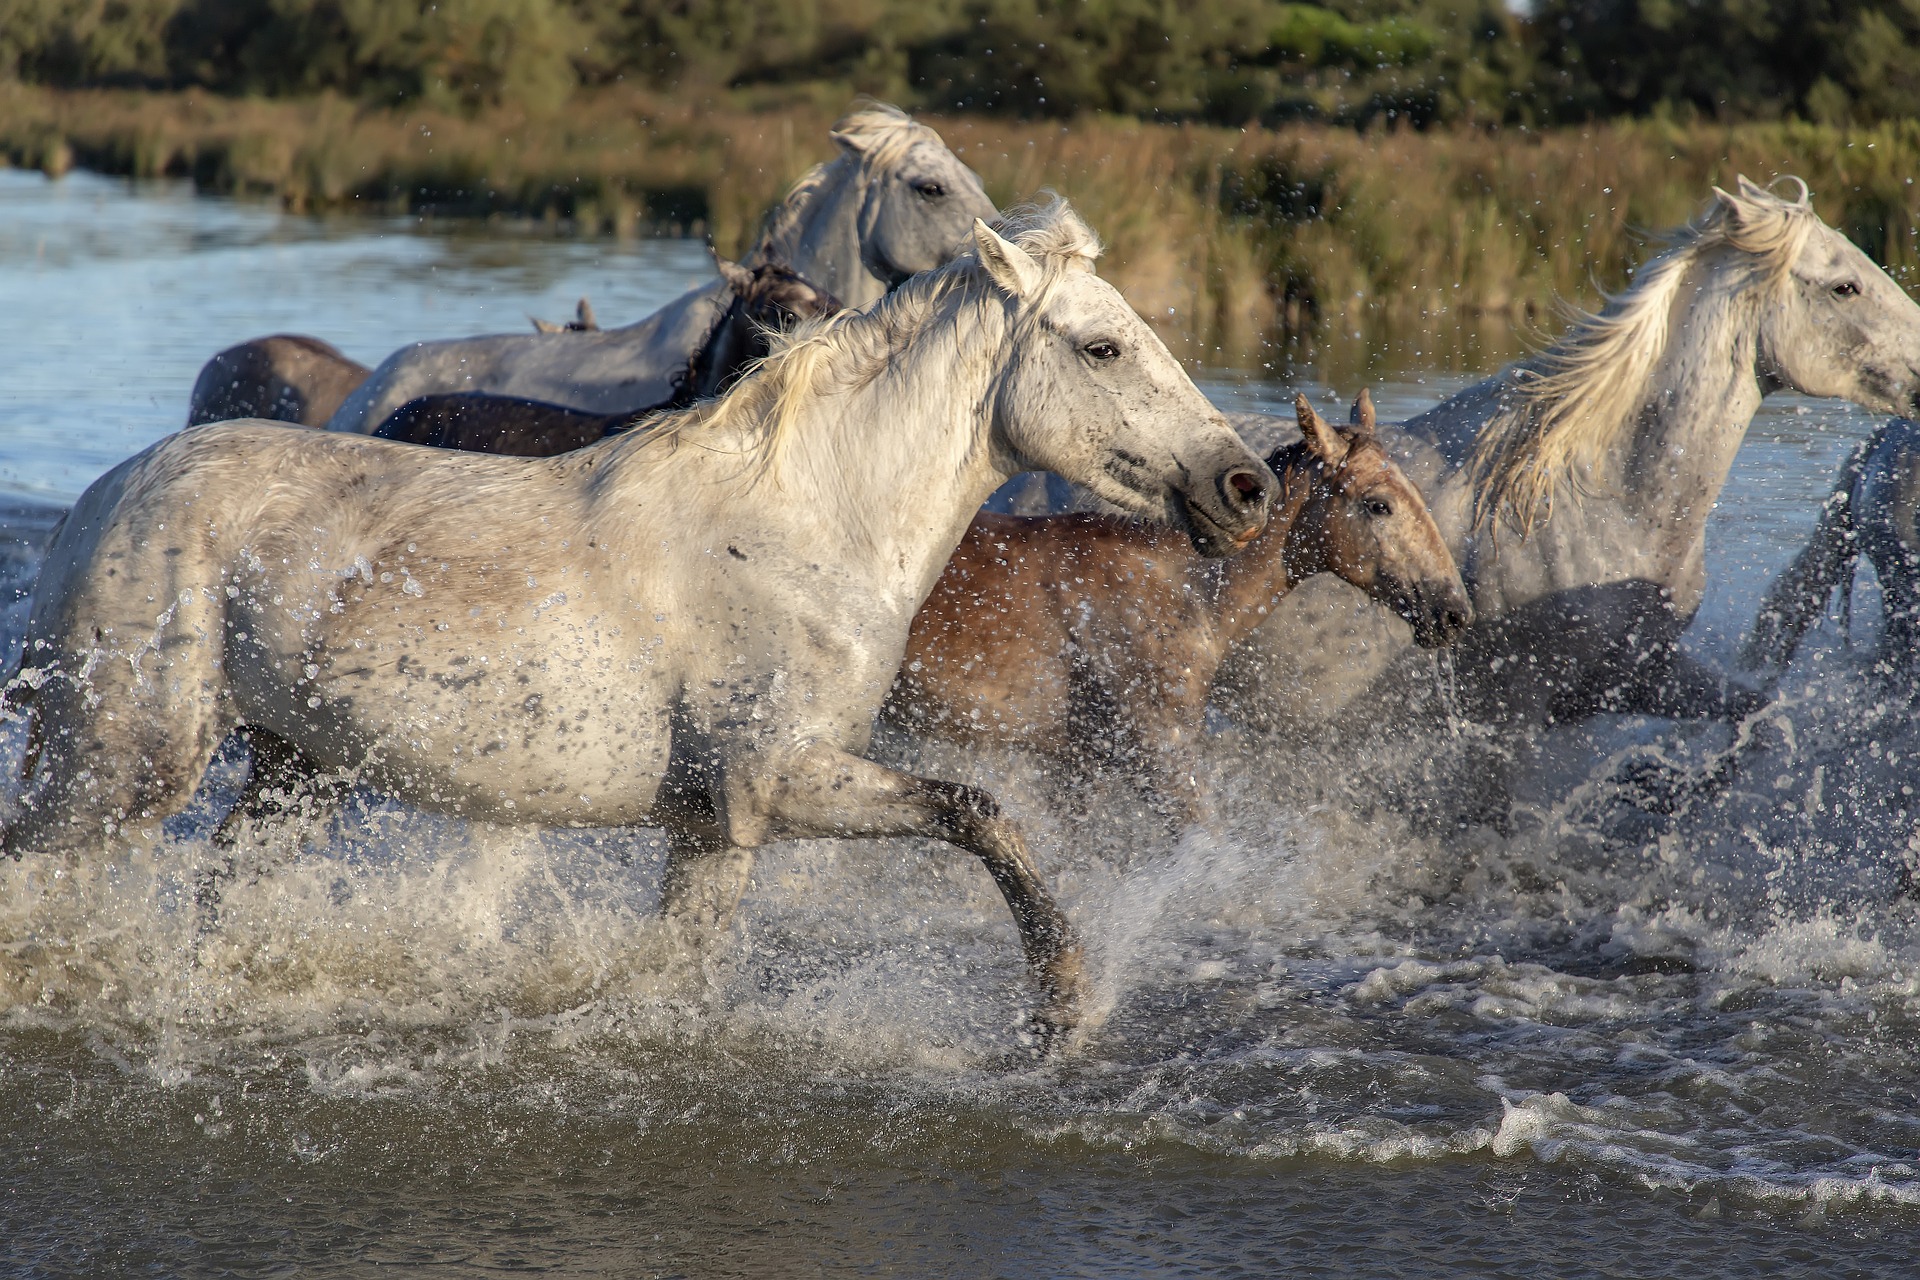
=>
[882,391,1472,822]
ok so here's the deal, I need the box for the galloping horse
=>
[884,391,1469,822]
[1217,178,1920,732]
[1741,416,1920,681]
[324,104,996,434]
[1,203,1272,1049]
[371,260,841,456]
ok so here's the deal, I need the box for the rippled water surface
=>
[3,169,1919,1276]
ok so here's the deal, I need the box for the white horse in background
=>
[1219,177,1920,733]
[324,104,997,434]
[2,202,1272,1050]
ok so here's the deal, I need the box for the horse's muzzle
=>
[1404,581,1475,648]
[1178,465,1271,558]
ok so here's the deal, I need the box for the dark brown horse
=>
[186,335,370,427]
[883,391,1471,823]
[371,260,841,456]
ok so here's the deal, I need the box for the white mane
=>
[1471,175,1819,532]
[748,102,947,269]
[625,199,1102,481]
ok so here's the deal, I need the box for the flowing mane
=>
[747,103,947,269]
[1470,176,1818,533]
[628,199,1103,480]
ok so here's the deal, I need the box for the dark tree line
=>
[3,0,1916,126]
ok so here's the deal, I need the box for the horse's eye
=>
[914,181,947,200]
[1833,281,1861,297]
[1084,340,1121,363]
[1365,498,1393,518]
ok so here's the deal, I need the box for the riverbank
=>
[4,84,1918,368]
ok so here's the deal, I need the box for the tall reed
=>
[5,84,1917,373]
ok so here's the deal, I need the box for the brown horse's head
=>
[716,257,843,331]
[688,258,846,403]
[1271,390,1471,648]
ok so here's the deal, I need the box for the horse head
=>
[1274,390,1471,648]
[688,258,845,403]
[971,203,1270,558]
[831,104,997,292]
[716,256,843,331]
[1726,176,1920,415]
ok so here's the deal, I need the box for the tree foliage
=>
[1530,0,1920,124]
[1,0,1917,126]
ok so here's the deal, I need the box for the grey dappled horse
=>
[325,104,996,434]
[1,203,1271,1051]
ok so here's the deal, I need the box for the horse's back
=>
[188,334,370,428]
[374,392,623,456]
[327,279,730,434]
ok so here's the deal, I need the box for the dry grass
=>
[5,83,1918,372]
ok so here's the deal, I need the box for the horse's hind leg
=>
[2,617,237,863]
[684,743,1086,1051]
[198,727,343,912]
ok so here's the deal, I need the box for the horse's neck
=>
[770,163,886,310]
[681,300,748,404]
[1206,462,1313,646]
[1423,256,1765,599]
[671,299,1007,610]
[1606,258,1764,529]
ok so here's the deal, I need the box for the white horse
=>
[1218,177,1920,732]
[2,202,1271,1050]
[324,104,997,434]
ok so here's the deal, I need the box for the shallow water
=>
[2,168,1919,1276]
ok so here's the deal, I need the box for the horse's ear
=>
[830,127,870,158]
[1295,393,1349,465]
[1713,177,1781,231]
[713,254,755,295]
[1350,387,1375,430]
[530,315,562,334]
[574,297,599,331]
[974,219,1042,299]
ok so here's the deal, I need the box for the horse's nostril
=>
[1227,470,1266,506]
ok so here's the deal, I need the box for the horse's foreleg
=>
[732,744,1086,1050]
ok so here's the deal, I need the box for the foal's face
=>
[1284,395,1471,648]
[973,221,1270,558]
[746,270,841,328]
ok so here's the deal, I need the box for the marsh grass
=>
[5,84,1919,372]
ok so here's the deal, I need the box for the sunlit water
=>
[2,168,1918,1275]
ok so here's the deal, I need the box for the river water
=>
[1,168,1917,1275]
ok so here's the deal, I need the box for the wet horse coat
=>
[2,204,1272,1048]
[884,392,1470,821]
